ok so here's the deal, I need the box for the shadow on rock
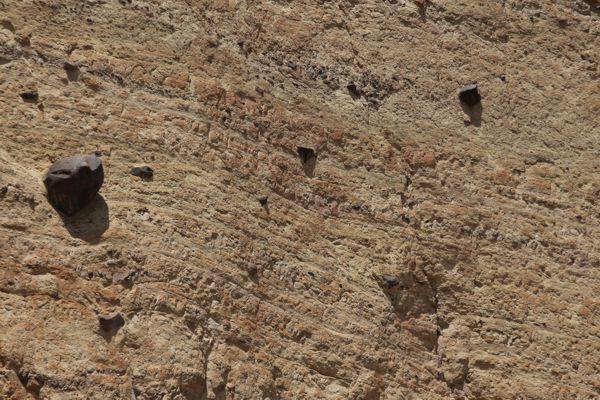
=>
[60,194,109,243]
[461,101,483,127]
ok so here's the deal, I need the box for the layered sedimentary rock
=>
[1,0,599,399]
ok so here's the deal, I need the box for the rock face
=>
[43,154,104,215]
[0,1,599,399]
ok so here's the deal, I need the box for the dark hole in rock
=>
[381,274,400,289]
[458,84,481,106]
[64,61,80,82]
[20,91,39,103]
[98,312,125,332]
[130,166,153,180]
[297,147,317,178]
[347,82,361,99]
[258,195,268,206]
[43,154,104,216]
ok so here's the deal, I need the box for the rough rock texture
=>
[0,0,599,399]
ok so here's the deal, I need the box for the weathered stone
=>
[20,91,38,103]
[64,61,80,82]
[381,274,400,289]
[98,312,125,332]
[347,82,361,98]
[297,147,317,177]
[43,154,104,216]
[130,166,153,179]
[458,83,481,106]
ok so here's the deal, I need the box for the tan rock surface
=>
[1,0,599,399]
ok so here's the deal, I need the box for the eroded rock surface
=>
[1,0,599,399]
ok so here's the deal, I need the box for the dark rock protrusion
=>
[458,84,481,106]
[98,312,125,332]
[347,82,361,99]
[381,274,400,289]
[64,61,80,82]
[459,84,483,126]
[20,91,39,103]
[130,166,153,180]
[297,147,317,178]
[43,154,104,216]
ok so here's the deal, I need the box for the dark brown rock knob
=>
[98,312,125,332]
[458,84,481,106]
[43,154,104,216]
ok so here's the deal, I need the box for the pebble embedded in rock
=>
[458,84,481,106]
[43,154,104,216]
[297,146,317,177]
[130,166,153,180]
[98,312,125,332]
[64,61,80,81]
[347,82,361,99]
[297,147,316,165]
[381,274,400,289]
[246,263,258,276]
[20,91,39,103]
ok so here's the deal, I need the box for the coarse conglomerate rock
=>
[1,0,599,399]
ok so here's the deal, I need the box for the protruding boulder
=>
[20,91,38,103]
[381,274,400,289]
[458,84,481,106]
[258,195,268,206]
[43,154,104,216]
[63,61,80,82]
[347,82,361,99]
[130,166,153,180]
[297,146,317,177]
[98,312,125,332]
